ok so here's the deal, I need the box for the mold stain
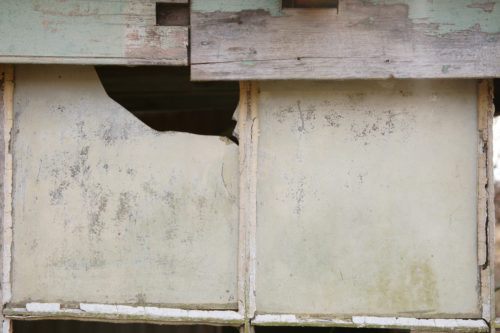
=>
[371,259,439,313]
[88,193,108,240]
[49,180,70,205]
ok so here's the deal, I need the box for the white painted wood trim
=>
[1,65,14,333]
[5,303,244,325]
[477,80,496,331]
[253,314,489,331]
[237,82,259,326]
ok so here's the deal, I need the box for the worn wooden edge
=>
[252,314,489,331]
[477,79,495,332]
[3,304,244,326]
[0,65,14,333]
[485,79,496,333]
[0,56,187,66]
[237,81,259,332]
[190,60,500,82]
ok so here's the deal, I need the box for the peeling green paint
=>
[191,0,283,16]
[442,65,450,73]
[365,0,500,35]
[242,60,258,66]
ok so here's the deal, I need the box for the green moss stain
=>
[191,0,283,17]
[365,0,500,35]
[369,258,438,312]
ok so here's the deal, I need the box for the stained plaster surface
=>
[11,65,239,307]
[256,80,479,316]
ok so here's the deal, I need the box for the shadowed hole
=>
[95,66,240,143]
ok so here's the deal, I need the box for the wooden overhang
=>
[0,0,499,79]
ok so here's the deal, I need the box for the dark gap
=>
[494,78,499,117]
[156,3,190,26]
[14,320,238,333]
[282,0,339,8]
[95,66,239,143]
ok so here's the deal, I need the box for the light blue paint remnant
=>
[442,65,450,73]
[366,0,500,35]
[242,60,258,66]
[191,0,283,17]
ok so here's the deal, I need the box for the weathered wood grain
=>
[237,82,259,327]
[0,65,14,333]
[0,0,187,65]
[191,0,500,80]
[477,80,496,331]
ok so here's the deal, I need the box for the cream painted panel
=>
[256,80,479,317]
[11,65,238,308]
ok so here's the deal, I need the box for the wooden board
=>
[0,0,187,65]
[191,0,500,80]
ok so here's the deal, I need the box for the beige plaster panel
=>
[256,80,479,317]
[11,65,238,308]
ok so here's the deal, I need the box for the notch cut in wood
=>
[157,2,190,26]
[282,0,338,8]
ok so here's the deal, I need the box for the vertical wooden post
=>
[0,65,14,333]
[477,79,495,332]
[237,81,259,333]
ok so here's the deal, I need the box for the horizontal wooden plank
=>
[191,0,500,80]
[4,304,243,326]
[0,0,188,65]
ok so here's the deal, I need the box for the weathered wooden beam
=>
[0,0,188,65]
[191,0,500,80]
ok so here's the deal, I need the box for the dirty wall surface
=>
[11,65,239,308]
[256,80,479,317]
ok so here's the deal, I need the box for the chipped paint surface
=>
[366,0,500,35]
[256,80,479,316]
[0,65,14,333]
[0,0,187,64]
[191,0,500,80]
[6,303,244,324]
[10,65,238,308]
[253,314,488,330]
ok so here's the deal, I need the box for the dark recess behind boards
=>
[95,66,239,139]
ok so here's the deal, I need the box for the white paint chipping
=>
[2,319,11,333]
[79,303,242,320]
[1,66,14,333]
[253,314,488,330]
[253,314,351,325]
[6,303,243,324]
[26,302,61,312]
[352,316,487,329]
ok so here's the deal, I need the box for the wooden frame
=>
[0,69,496,332]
